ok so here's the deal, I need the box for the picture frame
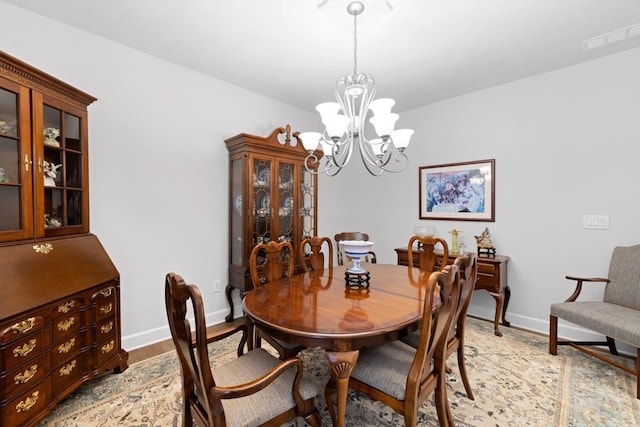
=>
[419,159,495,221]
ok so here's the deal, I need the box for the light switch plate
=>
[583,214,610,230]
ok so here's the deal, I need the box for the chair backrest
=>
[249,241,294,288]
[299,236,334,272]
[334,231,377,265]
[407,235,449,272]
[410,264,460,389]
[165,272,223,424]
[603,244,640,310]
[451,253,478,338]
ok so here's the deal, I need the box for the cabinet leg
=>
[224,284,235,323]
[488,291,503,337]
[501,285,511,327]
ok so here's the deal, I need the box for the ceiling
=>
[4,0,640,113]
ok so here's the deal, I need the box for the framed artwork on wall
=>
[419,159,495,221]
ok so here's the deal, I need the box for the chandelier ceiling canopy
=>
[299,0,414,177]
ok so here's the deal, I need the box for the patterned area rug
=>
[40,318,639,426]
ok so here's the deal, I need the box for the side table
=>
[395,248,510,336]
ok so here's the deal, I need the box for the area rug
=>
[40,317,639,426]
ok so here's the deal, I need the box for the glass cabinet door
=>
[252,158,272,245]
[277,161,295,244]
[0,78,33,241]
[35,93,89,237]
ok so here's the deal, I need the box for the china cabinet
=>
[0,51,128,426]
[224,125,320,321]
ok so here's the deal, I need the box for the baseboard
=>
[121,303,244,351]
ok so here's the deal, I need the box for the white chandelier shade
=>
[300,1,414,176]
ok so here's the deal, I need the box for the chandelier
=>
[299,1,414,177]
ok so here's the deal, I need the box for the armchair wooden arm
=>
[192,323,248,357]
[211,357,305,403]
[563,276,610,302]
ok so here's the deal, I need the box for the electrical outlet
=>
[213,280,221,293]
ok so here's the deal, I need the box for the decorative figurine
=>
[43,127,60,147]
[43,161,61,187]
[0,167,8,183]
[448,228,462,253]
[475,227,496,257]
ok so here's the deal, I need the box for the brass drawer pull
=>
[33,243,53,254]
[100,321,114,334]
[57,317,75,332]
[11,317,35,334]
[101,340,115,354]
[13,339,36,358]
[58,338,76,354]
[100,303,113,315]
[59,360,77,376]
[16,391,39,413]
[99,288,113,298]
[58,300,76,313]
[14,365,38,384]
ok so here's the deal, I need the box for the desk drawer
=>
[0,378,51,427]
[0,352,50,401]
[0,328,49,372]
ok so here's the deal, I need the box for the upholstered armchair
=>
[549,244,640,399]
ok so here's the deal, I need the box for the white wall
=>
[320,46,640,346]
[0,2,317,349]
[3,1,640,352]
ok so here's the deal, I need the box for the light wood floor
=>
[127,318,245,364]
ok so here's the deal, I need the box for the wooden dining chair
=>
[299,236,334,272]
[164,273,321,427]
[447,254,478,400]
[249,241,304,359]
[407,234,449,272]
[403,252,478,401]
[334,231,377,266]
[327,264,461,427]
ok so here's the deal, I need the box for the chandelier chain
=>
[352,12,358,77]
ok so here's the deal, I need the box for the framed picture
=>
[419,159,495,221]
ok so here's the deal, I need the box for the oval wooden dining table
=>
[242,263,437,427]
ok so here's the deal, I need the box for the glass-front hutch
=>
[0,56,91,243]
[225,125,320,321]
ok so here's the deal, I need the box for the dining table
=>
[242,262,439,427]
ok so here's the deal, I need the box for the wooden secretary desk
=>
[224,125,320,322]
[395,247,510,336]
[0,51,128,426]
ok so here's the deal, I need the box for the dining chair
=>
[327,264,461,427]
[334,231,377,266]
[249,241,304,359]
[447,254,478,400]
[407,234,449,272]
[164,272,321,427]
[403,253,478,401]
[299,236,334,272]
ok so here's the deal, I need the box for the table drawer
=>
[477,262,496,275]
[476,274,499,292]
